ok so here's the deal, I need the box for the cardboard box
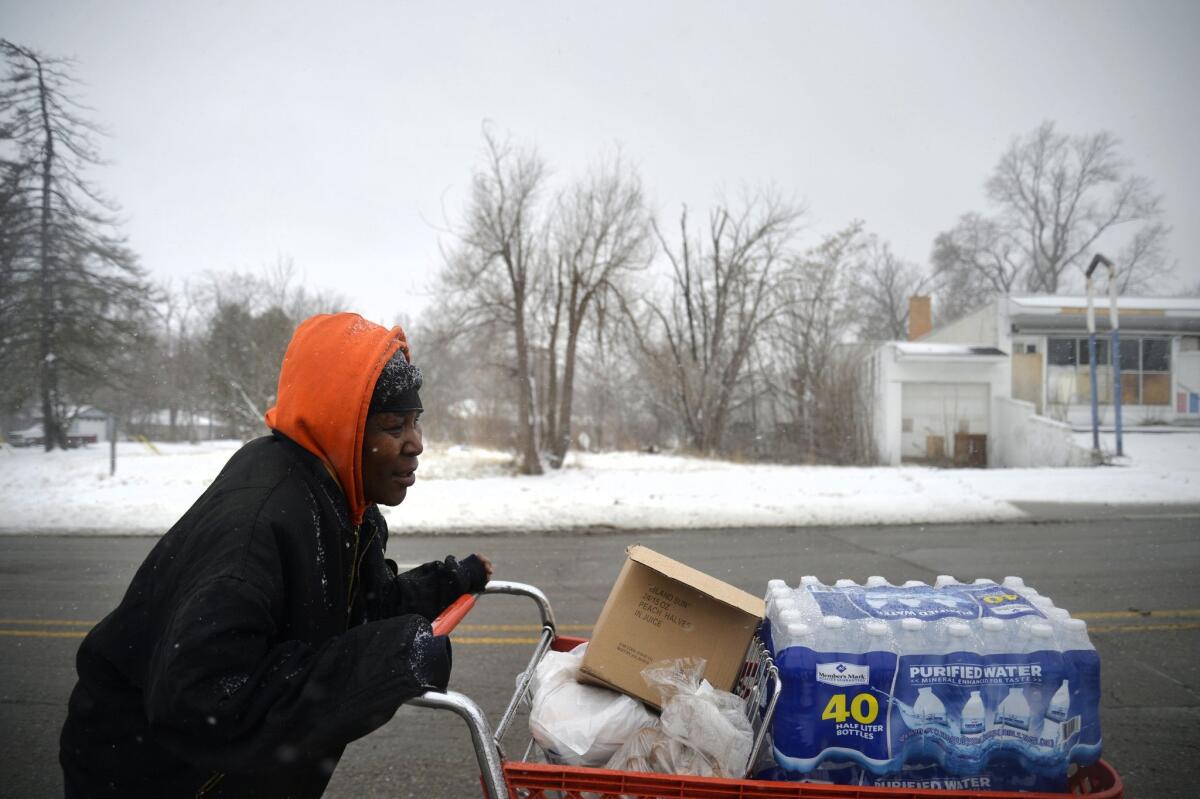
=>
[579,545,765,709]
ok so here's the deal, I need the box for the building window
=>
[1046,336,1171,406]
[1047,338,1076,366]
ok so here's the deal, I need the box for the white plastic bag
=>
[605,657,753,779]
[527,643,659,767]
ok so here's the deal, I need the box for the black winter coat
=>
[60,432,485,798]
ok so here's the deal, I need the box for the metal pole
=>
[1107,266,1123,457]
[109,414,117,476]
[1086,254,1118,458]
[1085,275,1100,453]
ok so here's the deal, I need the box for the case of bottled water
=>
[759,576,1102,791]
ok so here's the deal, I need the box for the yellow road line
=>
[0,619,593,632]
[7,611,1191,629]
[4,616,1199,645]
[0,629,86,639]
[457,624,592,632]
[1088,622,1200,634]
[1075,609,1200,620]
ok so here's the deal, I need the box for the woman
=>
[61,313,491,797]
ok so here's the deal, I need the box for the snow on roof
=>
[10,424,43,438]
[136,410,222,427]
[1010,295,1200,313]
[893,343,1007,358]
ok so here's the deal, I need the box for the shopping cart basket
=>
[415,581,1124,799]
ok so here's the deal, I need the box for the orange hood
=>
[265,313,411,526]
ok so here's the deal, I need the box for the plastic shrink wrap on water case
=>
[759,576,1101,792]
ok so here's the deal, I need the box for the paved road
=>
[2,514,1197,797]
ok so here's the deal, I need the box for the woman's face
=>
[361,411,423,506]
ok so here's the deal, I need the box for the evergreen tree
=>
[0,41,150,449]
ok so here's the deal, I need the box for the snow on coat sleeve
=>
[143,575,448,775]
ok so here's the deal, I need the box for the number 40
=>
[821,692,879,724]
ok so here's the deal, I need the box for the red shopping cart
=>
[416,581,1124,799]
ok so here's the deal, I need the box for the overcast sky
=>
[5,0,1198,326]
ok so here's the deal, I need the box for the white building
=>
[7,406,110,447]
[867,295,1200,468]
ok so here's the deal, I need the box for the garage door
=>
[901,383,990,461]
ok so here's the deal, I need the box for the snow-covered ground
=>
[0,433,1196,535]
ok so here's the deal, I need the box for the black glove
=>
[458,554,490,593]
[413,631,453,692]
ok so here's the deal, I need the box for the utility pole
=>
[1085,254,1123,458]
[108,413,117,476]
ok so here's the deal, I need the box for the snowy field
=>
[0,433,1196,535]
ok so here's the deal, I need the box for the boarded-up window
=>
[1049,336,1171,406]
[1143,373,1171,405]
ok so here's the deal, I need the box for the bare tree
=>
[765,222,865,460]
[986,121,1169,293]
[540,153,652,467]
[159,262,349,439]
[0,40,151,449]
[854,237,933,341]
[629,192,803,455]
[439,128,549,474]
[930,212,1021,322]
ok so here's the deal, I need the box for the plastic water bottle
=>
[800,575,822,588]
[865,619,896,653]
[819,615,849,652]
[902,580,926,588]
[944,620,978,654]
[834,578,857,589]
[767,591,792,610]
[978,617,1010,656]
[961,690,986,735]
[1046,609,1073,646]
[1028,622,1058,652]
[934,574,959,588]
[786,621,817,652]
[778,609,803,635]
[768,593,798,617]
[996,687,1032,731]
[765,591,795,634]
[1046,680,1070,723]
[865,575,890,588]
[1002,576,1026,591]
[763,582,793,655]
[1047,607,1071,625]
[1062,618,1094,651]
[914,687,948,725]
[896,617,928,655]
[973,578,997,586]
[1031,595,1056,613]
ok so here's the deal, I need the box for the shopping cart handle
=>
[432,593,477,636]
[430,581,557,638]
